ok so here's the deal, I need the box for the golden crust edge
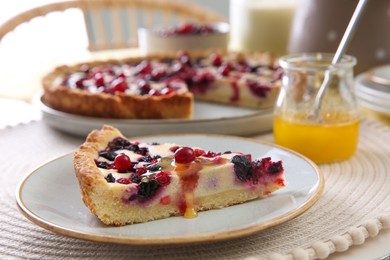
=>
[73,125,124,224]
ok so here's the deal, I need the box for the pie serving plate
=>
[16,134,324,246]
[34,93,274,137]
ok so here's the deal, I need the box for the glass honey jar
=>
[273,53,360,163]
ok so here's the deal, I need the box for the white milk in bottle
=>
[229,0,297,56]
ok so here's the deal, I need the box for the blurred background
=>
[0,0,227,100]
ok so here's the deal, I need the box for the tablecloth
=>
[1,119,390,259]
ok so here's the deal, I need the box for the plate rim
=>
[367,64,390,87]
[16,134,324,246]
[34,93,272,125]
[355,73,390,98]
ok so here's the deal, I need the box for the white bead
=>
[379,215,390,228]
[291,248,309,260]
[349,227,365,245]
[364,220,379,236]
[267,253,285,260]
[312,241,330,259]
[331,235,349,252]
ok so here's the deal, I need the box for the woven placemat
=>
[1,120,389,259]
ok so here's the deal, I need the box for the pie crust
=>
[43,51,281,119]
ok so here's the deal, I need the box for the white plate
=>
[355,73,390,115]
[368,64,390,86]
[355,73,390,99]
[357,98,390,115]
[34,94,274,137]
[356,92,390,110]
[16,135,324,246]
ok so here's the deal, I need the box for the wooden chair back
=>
[0,0,226,51]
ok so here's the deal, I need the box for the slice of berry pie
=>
[43,51,281,119]
[74,125,286,226]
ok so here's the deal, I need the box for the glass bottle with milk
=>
[229,0,297,56]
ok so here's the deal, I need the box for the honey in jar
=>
[273,53,360,163]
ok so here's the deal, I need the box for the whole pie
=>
[74,125,286,226]
[43,51,281,119]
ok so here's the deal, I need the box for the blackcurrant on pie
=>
[43,51,281,119]
[73,125,286,225]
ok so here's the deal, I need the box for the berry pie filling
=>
[95,136,285,218]
[156,22,218,36]
[59,52,282,102]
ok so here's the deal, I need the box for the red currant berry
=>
[110,77,127,92]
[114,153,132,172]
[160,87,176,95]
[218,62,232,76]
[194,148,205,157]
[75,78,85,88]
[211,54,223,66]
[94,72,105,86]
[138,80,151,95]
[151,68,166,81]
[176,23,193,34]
[169,145,180,153]
[148,89,162,96]
[204,151,221,158]
[136,166,147,175]
[136,60,152,74]
[116,177,131,184]
[155,171,171,185]
[174,147,196,164]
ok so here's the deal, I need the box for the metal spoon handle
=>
[332,0,370,65]
[313,0,370,117]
